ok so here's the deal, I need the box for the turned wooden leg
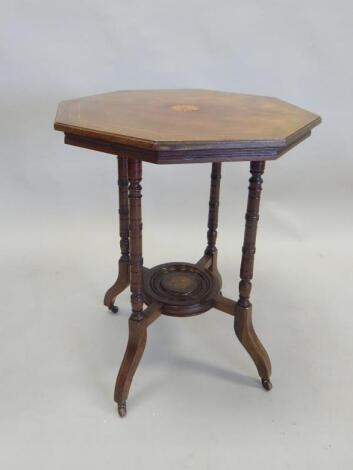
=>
[234,161,272,390]
[197,163,222,285]
[128,159,144,322]
[115,159,155,417]
[104,156,130,312]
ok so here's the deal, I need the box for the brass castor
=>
[118,402,127,417]
[261,378,272,391]
[109,305,119,314]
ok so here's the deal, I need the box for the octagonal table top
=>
[54,89,321,164]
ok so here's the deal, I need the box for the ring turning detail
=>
[143,262,220,316]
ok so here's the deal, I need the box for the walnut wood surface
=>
[55,89,321,163]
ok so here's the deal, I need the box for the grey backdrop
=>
[1,1,352,469]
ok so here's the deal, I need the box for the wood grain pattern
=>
[55,89,321,163]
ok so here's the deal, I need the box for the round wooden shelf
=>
[143,262,221,316]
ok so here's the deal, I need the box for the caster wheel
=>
[261,378,272,391]
[118,402,127,417]
[109,305,119,314]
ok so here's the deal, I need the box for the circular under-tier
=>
[143,262,220,317]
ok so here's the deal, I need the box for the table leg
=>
[197,163,222,286]
[114,303,161,417]
[127,159,144,321]
[104,156,130,312]
[114,159,160,417]
[234,161,272,390]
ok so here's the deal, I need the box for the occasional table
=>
[54,89,321,417]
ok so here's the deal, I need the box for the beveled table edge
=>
[60,128,315,164]
[54,114,321,152]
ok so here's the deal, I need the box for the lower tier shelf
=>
[143,262,221,317]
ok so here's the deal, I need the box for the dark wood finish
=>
[234,304,272,390]
[213,294,236,316]
[234,161,272,389]
[128,159,144,321]
[203,162,222,285]
[63,130,313,164]
[143,262,221,316]
[238,161,265,309]
[205,162,221,256]
[103,157,130,312]
[54,89,321,416]
[55,89,321,163]
[114,302,162,417]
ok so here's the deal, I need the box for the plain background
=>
[1,1,352,468]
